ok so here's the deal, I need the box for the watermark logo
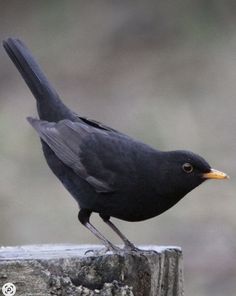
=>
[1,283,16,296]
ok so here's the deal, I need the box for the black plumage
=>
[3,38,228,251]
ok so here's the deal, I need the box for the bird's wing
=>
[77,116,122,134]
[27,117,121,193]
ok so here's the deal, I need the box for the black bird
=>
[3,38,229,252]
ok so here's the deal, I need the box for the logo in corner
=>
[2,283,16,296]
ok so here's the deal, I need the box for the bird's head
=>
[159,150,229,198]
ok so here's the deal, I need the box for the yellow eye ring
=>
[182,163,193,173]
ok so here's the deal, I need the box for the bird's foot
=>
[121,240,142,253]
[124,246,141,253]
[123,243,158,255]
[84,244,123,256]
[84,247,109,256]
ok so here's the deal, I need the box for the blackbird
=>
[3,38,229,252]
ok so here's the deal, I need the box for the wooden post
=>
[0,244,184,296]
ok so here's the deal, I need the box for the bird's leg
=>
[100,214,140,252]
[78,209,121,252]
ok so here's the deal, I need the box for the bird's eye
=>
[182,163,193,173]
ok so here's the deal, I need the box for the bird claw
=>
[84,244,123,256]
[84,247,109,256]
[124,245,141,253]
[84,243,147,256]
[119,240,142,253]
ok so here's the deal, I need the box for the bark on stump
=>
[0,244,184,296]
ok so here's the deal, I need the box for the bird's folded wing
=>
[78,116,121,133]
[27,117,116,193]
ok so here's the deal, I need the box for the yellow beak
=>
[203,169,229,180]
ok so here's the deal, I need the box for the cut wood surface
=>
[0,244,184,296]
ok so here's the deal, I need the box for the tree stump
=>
[0,244,184,296]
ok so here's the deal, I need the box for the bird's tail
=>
[3,38,75,121]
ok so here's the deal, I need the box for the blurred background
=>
[0,1,235,295]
